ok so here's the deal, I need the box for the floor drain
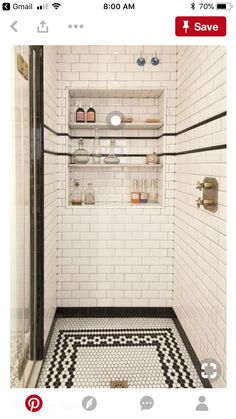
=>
[110,380,129,388]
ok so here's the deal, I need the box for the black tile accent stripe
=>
[44,144,226,158]
[44,111,226,139]
[174,143,226,156]
[44,111,226,157]
[158,143,227,157]
[176,111,226,136]
[55,307,175,318]
[44,124,65,136]
[44,150,148,158]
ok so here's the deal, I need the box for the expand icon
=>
[201,358,221,382]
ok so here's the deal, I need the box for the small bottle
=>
[149,179,158,203]
[84,183,95,205]
[104,139,120,164]
[71,180,83,205]
[92,128,101,164]
[76,102,85,123]
[131,180,140,204]
[86,103,96,123]
[140,180,148,203]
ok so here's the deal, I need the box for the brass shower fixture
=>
[195,177,218,213]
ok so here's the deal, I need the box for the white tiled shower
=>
[43,45,226,387]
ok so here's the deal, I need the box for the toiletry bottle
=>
[140,180,148,203]
[87,103,96,123]
[149,179,158,203]
[92,128,101,164]
[76,102,85,123]
[71,180,83,205]
[84,183,95,205]
[131,180,140,204]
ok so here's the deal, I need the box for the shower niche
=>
[65,87,167,208]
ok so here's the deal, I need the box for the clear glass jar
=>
[104,139,120,164]
[92,128,101,164]
[131,180,140,204]
[140,180,148,203]
[72,138,90,164]
[149,179,158,203]
[84,183,95,205]
[71,180,83,205]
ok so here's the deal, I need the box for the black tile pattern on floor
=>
[38,318,203,388]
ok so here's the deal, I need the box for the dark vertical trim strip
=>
[29,46,35,360]
[29,45,44,360]
[172,312,212,388]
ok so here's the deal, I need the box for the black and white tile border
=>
[37,318,203,388]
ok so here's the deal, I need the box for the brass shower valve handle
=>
[196,181,204,190]
[196,198,215,208]
[196,197,204,207]
[196,181,214,190]
[195,177,218,213]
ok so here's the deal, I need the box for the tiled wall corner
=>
[173,46,226,387]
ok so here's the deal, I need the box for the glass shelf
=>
[68,122,163,130]
[68,202,162,209]
[69,163,162,168]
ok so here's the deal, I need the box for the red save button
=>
[175,16,226,36]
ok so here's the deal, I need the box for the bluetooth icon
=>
[191,2,196,9]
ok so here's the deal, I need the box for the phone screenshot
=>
[0,0,235,417]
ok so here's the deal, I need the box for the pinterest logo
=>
[25,395,43,412]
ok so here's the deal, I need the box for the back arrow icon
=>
[10,21,18,32]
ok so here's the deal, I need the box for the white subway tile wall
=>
[44,46,57,343]
[173,46,226,387]
[56,45,176,308]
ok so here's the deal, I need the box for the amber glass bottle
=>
[86,103,96,123]
[76,102,85,123]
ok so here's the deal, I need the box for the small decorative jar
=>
[72,138,90,164]
[146,152,159,165]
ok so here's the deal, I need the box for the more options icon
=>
[140,396,154,411]
[2,2,11,10]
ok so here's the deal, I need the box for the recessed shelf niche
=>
[66,87,166,208]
